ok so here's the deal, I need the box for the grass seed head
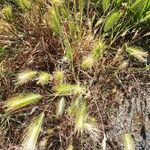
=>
[16,0,32,10]
[81,56,94,70]
[53,70,64,84]
[83,122,100,142]
[46,7,61,35]
[1,5,13,21]
[125,44,148,62]
[56,97,66,117]
[118,60,129,71]
[67,97,81,116]
[74,102,88,134]
[54,84,86,95]
[92,39,106,60]
[4,93,42,112]
[123,133,135,150]
[37,72,52,85]
[104,10,122,32]
[74,101,99,140]
[20,113,44,150]
[17,70,37,85]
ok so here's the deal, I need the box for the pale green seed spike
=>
[104,10,122,32]
[118,60,129,71]
[37,72,52,85]
[102,0,110,13]
[16,0,32,10]
[92,40,106,60]
[46,7,61,35]
[67,97,81,116]
[53,70,64,84]
[74,102,88,134]
[83,122,100,142]
[125,44,148,62]
[1,5,13,21]
[56,97,66,117]
[4,93,42,112]
[123,133,135,150]
[17,70,37,85]
[81,56,94,70]
[21,113,44,150]
[54,84,86,95]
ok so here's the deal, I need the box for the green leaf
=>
[130,0,148,19]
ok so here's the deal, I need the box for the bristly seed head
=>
[92,39,106,60]
[20,113,44,150]
[54,84,86,95]
[53,70,64,84]
[56,97,66,117]
[1,5,13,21]
[125,44,148,62]
[123,133,135,150]
[37,72,52,85]
[16,0,32,10]
[16,70,37,85]
[81,56,94,70]
[4,93,43,112]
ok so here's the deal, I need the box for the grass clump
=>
[0,0,149,149]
